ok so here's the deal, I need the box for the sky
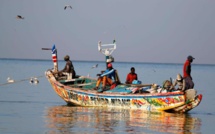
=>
[0,0,215,64]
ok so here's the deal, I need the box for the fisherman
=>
[125,67,138,84]
[58,55,76,79]
[183,55,195,89]
[94,63,119,92]
[171,74,186,91]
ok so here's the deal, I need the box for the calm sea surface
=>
[0,59,215,134]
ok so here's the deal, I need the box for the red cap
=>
[107,63,112,68]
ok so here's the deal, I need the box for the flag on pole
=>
[51,44,58,72]
[52,45,57,63]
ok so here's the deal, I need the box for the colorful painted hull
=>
[45,70,202,113]
[168,94,202,112]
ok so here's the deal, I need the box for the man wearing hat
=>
[171,74,186,91]
[183,55,195,89]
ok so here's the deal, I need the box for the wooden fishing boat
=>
[44,42,202,113]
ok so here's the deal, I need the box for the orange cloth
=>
[96,76,113,87]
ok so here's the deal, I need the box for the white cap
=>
[176,74,182,81]
[106,59,112,63]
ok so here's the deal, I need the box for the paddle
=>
[170,77,173,84]
[41,48,52,50]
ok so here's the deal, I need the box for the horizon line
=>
[0,57,214,66]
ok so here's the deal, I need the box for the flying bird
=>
[64,5,72,10]
[16,15,24,19]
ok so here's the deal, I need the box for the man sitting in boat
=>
[125,67,138,84]
[94,63,119,92]
[58,55,76,79]
[171,74,186,91]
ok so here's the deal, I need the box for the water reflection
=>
[44,105,201,134]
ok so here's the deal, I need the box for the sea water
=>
[0,59,215,134]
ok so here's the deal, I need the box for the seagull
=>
[16,15,24,19]
[64,5,72,10]
[34,77,39,84]
[91,64,98,69]
[7,77,15,83]
[30,77,34,84]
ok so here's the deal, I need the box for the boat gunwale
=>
[50,76,185,98]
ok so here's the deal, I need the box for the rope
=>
[0,75,44,86]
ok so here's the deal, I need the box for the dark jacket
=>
[62,60,76,77]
